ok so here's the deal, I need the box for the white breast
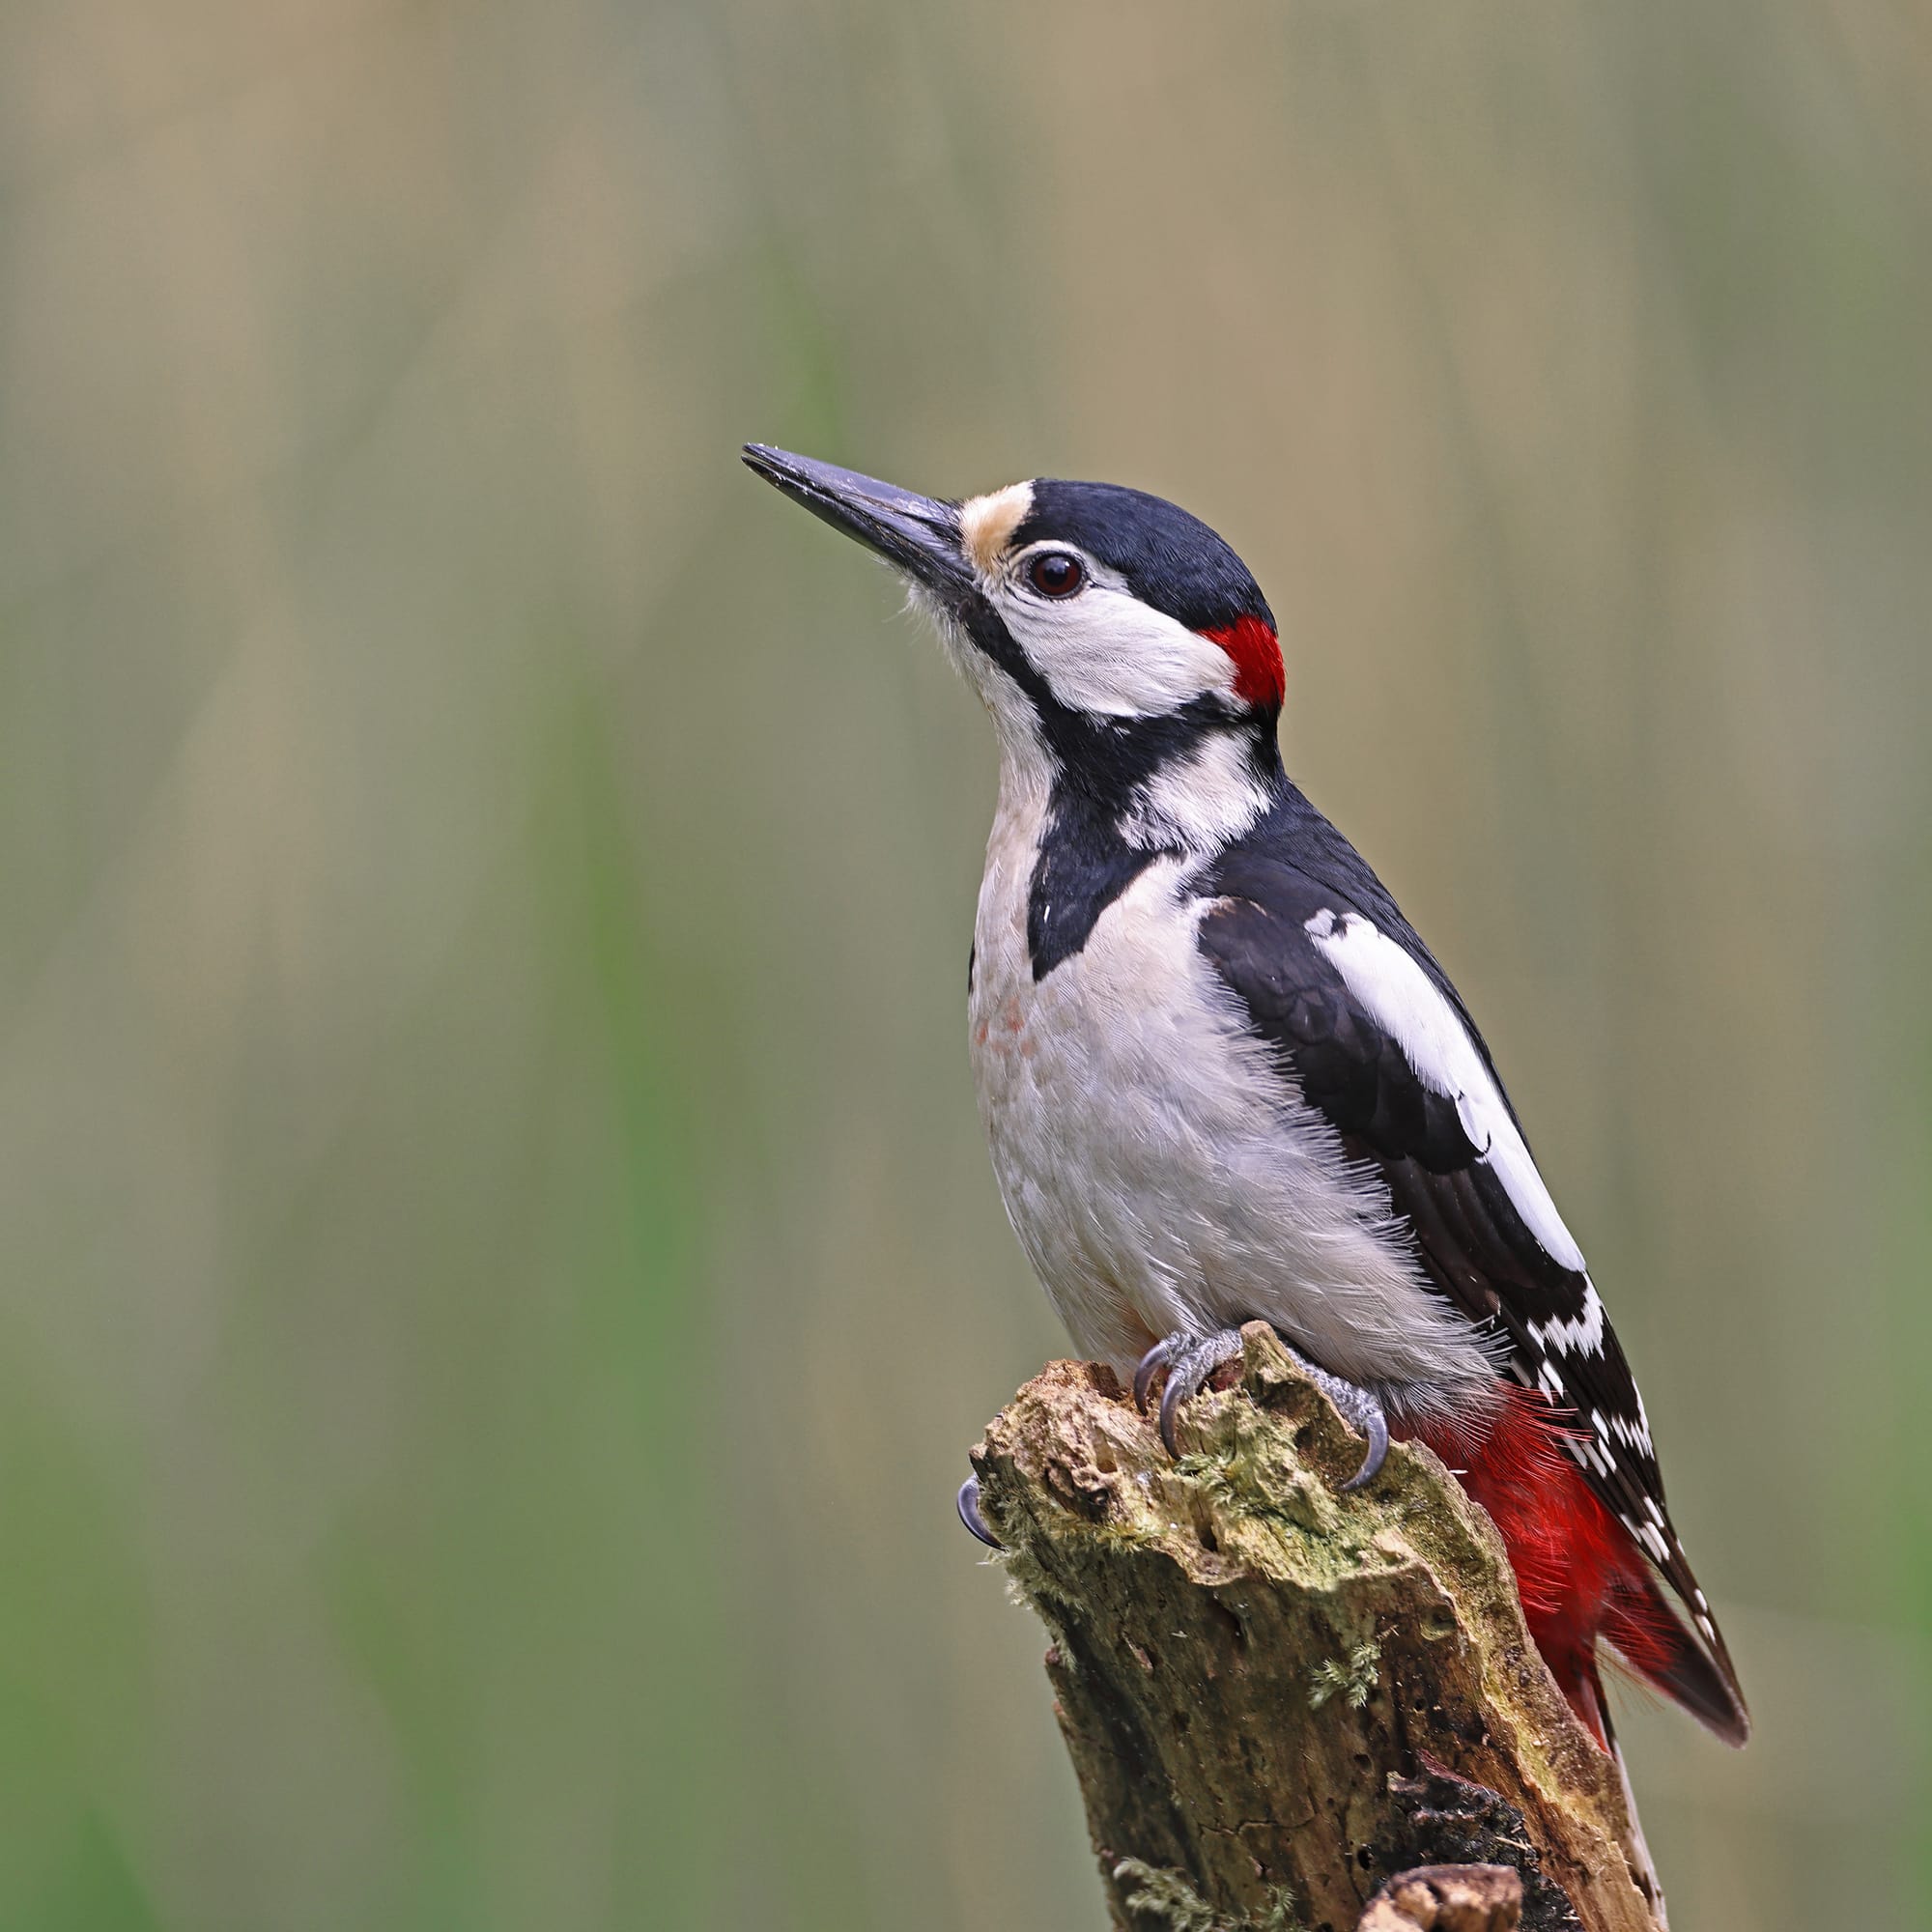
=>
[966,774,1495,1404]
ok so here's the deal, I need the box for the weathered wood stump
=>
[968,1324,1664,1932]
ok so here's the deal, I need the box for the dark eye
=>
[1027,551,1085,599]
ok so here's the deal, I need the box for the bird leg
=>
[1133,1326,1389,1490]
[965,1324,1391,1548]
[1284,1342,1390,1492]
[1132,1328,1246,1456]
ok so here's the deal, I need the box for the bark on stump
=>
[968,1325,1665,1932]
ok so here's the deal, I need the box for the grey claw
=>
[1158,1364,1190,1456]
[1133,1336,1178,1411]
[957,1474,1000,1549]
[1336,1405,1389,1492]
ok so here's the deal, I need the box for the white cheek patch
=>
[1305,909,1589,1275]
[1002,583,1237,718]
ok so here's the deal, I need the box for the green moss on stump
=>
[971,1326,1664,1932]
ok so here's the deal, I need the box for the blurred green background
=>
[1,1,1928,1927]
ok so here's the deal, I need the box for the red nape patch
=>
[1202,615,1284,710]
[1408,1388,1665,1751]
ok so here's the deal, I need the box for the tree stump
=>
[968,1324,1665,1932]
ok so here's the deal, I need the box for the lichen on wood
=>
[967,1324,1664,1932]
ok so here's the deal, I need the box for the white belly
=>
[967,799,1492,1400]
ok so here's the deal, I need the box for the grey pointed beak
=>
[742,444,970,598]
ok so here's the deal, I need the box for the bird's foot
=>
[956,1473,1001,1549]
[1131,1327,1246,1456]
[1279,1342,1390,1491]
[1132,1326,1389,1490]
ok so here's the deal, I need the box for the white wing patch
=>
[1305,908,1589,1276]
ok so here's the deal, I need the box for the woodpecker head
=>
[744,445,1286,845]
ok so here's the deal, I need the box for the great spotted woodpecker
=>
[743,444,1749,1752]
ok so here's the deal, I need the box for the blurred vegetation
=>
[0,2,1928,1928]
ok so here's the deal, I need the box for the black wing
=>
[1192,790,1745,1729]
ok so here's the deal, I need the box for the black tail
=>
[1604,1573,1751,1747]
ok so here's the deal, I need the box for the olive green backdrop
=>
[2,2,1927,1927]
